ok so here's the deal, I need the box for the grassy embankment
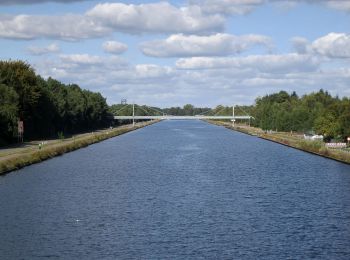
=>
[0,121,159,175]
[207,120,350,165]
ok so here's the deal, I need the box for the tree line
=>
[197,90,349,142]
[252,90,350,141]
[109,103,211,117]
[0,60,110,145]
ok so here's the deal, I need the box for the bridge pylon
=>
[232,105,235,127]
[132,103,135,127]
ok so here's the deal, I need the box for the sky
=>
[0,0,349,107]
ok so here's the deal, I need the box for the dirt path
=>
[0,123,138,162]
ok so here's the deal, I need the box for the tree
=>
[84,90,109,128]
[337,98,350,140]
[0,60,111,145]
[314,113,341,141]
[0,60,42,138]
[183,104,194,116]
[0,84,18,144]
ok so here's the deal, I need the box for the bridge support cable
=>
[136,105,160,116]
[213,106,228,116]
[114,103,131,115]
[235,106,250,117]
[143,105,167,116]
[234,105,254,126]
[195,109,212,116]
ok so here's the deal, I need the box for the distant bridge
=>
[113,103,253,126]
[114,115,252,120]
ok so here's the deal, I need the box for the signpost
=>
[18,121,24,143]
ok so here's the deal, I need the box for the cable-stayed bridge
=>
[113,103,253,126]
[114,115,251,120]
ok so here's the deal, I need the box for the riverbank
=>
[206,120,350,165]
[0,121,159,175]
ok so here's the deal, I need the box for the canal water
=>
[1,120,350,259]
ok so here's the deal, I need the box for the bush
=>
[57,131,65,140]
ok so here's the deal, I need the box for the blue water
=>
[1,120,350,259]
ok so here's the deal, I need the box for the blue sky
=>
[0,0,349,107]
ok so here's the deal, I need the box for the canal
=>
[1,120,350,259]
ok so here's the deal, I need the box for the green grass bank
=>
[0,121,159,175]
[206,120,350,165]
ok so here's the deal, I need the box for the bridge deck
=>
[114,116,252,120]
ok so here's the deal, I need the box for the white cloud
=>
[311,33,350,59]
[0,1,348,42]
[189,0,265,15]
[60,54,104,65]
[292,33,350,59]
[35,54,129,92]
[86,2,224,34]
[109,64,176,85]
[102,41,128,54]
[134,64,174,79]
[36,54,174,86]
[0,1,348,107]
[291,37,309,54]
[32,51,350,107]
[176,53,320,73]
[0,2,224,40]
[0,0,87,4]
[0,14,109,40]
[140,33,272,57]
[26,43,60,55]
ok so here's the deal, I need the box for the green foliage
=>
[298,140,323,153]
[163,105,210,116]
[0,84,19,144]
[251,90,349,140]
[57,131,65,140]
[110,103,211,117]
[314,113,340,141]
[0,60,111,145]
[183,104,195,115]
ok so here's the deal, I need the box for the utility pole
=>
[232,105,235,128]
[132,102,135,127]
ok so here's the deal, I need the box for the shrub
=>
[57,131,65,140]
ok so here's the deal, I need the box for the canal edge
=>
[204,120,350,166]
[0,120,161,176]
